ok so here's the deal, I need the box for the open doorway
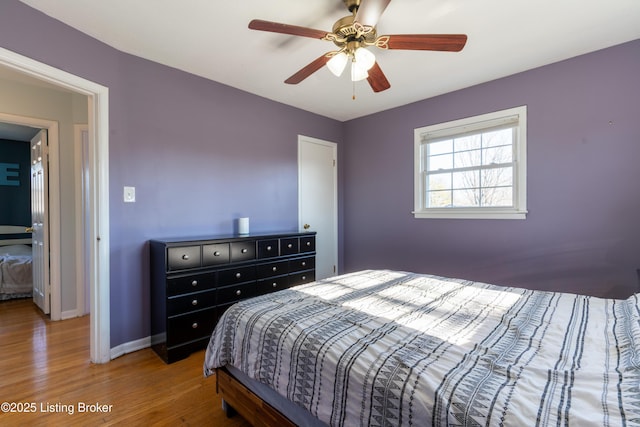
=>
[0,46,111,363]
[0,116,59,317]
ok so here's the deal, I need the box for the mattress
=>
[204,269,640,426]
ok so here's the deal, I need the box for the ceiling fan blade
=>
[367,62,391,93]
[248,19,330,40]
[285,53,335,85]
[355,0,392,28]
[378,34,467,51]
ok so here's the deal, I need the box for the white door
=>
[31,130,50,314]
[298,135,338,280]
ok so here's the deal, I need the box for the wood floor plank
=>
[0,298,251,426]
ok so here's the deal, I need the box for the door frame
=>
[297,135,338,278]
[0,47,111,363]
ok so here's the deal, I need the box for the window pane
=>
[427,172,451,191]
[454,148,482,168]
[452,189,479,207]
[454,135,481,151]
[428,190,452,207]
[482,145,512,165]
[428,139,452,156]
[483,128,512,148]
[481,186,512,207]
[481,166,512,188]
[428,153,453,171]
[452,170,479,190]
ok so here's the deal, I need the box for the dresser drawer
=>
[231,241,256,262]
[257,276,289,295]
[289,270,315,287]
[217,282,259,305]
[167,246,201,271]
[257,260,288,279]
[280,237,299,255]
[167,272,215,297]
[167,289,216,316]
[203,243,230,266]
[289,256,315,272]
[300,236,315,253]
[167,307,217,346]
[257,239,279,259]
[218,265,256,285]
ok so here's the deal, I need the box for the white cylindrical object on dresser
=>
[238,217,249,235]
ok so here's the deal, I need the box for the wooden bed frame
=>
[215,367,297,427]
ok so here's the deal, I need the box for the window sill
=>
[412,208,527,220]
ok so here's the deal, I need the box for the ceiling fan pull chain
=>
[352,80,356,100]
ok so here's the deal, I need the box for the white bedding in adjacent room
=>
[0,244,33,300]
[205,269,640,426]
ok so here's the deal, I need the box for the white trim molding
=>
[414,105,528,220]
[0,46,112,363]
[110,336,151,360]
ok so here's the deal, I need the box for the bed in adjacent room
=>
[0,225,33,301]
[204,269,640,427]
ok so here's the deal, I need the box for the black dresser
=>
[150,231,316,363]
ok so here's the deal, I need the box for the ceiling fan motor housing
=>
[331,15,377,48]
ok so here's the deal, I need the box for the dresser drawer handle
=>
[236,289,242,296]
[301,276,306,280]
[272,266,277,272]
[287,244,293,249]
[182,254,189,260]
[241,248,248,254]
[191,299,198,306]
[272,282,278,288]
[235,272,242,279]
[214,251,221,256]
[191,280,198,287]
[306,241,311,246]
[191,322,198,329]
[301,261,306,267]
[266,245,272,251]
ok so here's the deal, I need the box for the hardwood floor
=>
[0,298,251,426]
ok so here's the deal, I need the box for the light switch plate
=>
[124,186,135,203]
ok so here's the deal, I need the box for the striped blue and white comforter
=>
[204,269,640,426]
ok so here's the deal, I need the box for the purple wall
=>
[343,39,640,299]
[0,0,343,347]
[1,1,638,350]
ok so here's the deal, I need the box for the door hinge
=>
[333,159,336,167]
[333,265,336,273]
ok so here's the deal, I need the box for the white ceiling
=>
[18,0,640,121]
[0,122,39,141]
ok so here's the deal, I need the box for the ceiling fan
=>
[248,0,467,94]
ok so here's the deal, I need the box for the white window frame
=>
[413,106,528,220]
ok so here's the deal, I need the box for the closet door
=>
[298,135,338,280]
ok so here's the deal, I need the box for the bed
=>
[0,225,33,301]
[204,269,640,426]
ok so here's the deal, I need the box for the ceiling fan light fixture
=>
[351,60,369,81]
[327,51,348,77]
[350,47,375,81]
[354,47,376,71]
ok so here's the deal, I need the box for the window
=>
[414,106,527,219]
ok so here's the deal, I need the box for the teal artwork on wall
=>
[0,162,20,186]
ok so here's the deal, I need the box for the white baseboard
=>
[110,336,151,360]
[61,309,79,320]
